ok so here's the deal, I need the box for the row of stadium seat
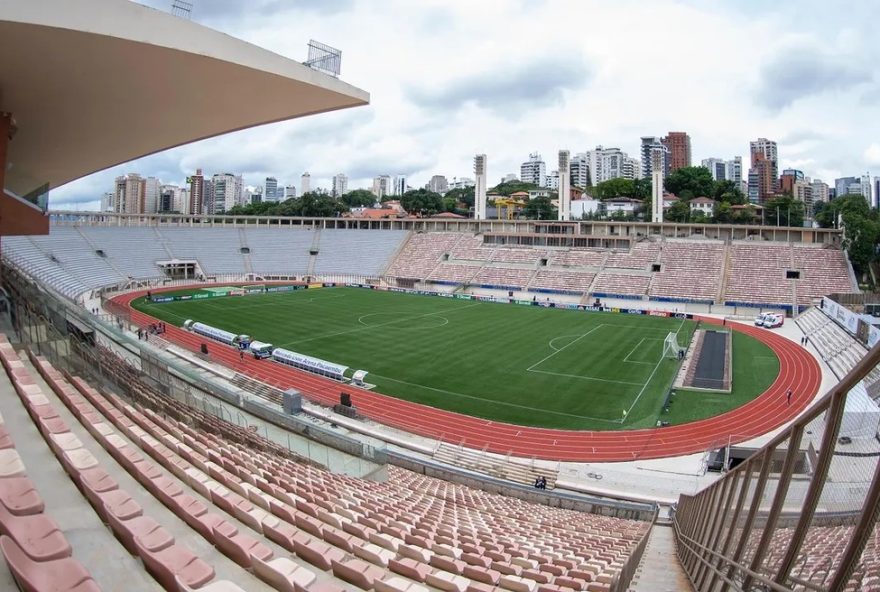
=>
[72,338,652,591]
[796,308,880,390]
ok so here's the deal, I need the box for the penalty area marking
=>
[622,337,662,364]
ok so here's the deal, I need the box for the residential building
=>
[428,175,448,194]
[202,179,214,213]
[332,173,348,198]
[834,176,870,202]
[520,153,546,187]
[143,176,161,214]
[569,152,589,188]
[211,173,242,213]
[500,173,518,184]
[749,138,778,201]
[779,169,805,195]
[300,172,311,194]
[640,136,667,178]
[159,183,185,213]
[284,185,296,198]
[875,178,880,209]
[586,146,640,185]
[861,174,873,207]
[662,132,691,172]
[264,176,279,202]
[101,192,113,212]
[602,197,642,217]
[113,173,145,214]
[372,175,392,199]
[449,177,475,190]
[545,170,559,190]
[702,158,728,181]
[394,175,407,196]
[689,197,716,217]
[810,179,829,205]
[188,169,204,215]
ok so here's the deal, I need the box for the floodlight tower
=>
[651,150,664,223]
[558,150,571,221]
[474,154,487,220]
[170,0,193,19]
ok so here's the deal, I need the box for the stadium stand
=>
[313,230,408,277]
[648,241,724,303]
[797,307,880,389]
[245,229,315,276]
[590,273,652,299]
[0,226,858,314]
[384,232,461,279]
[0,334,654,592]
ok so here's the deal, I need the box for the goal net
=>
[663,332,684,359]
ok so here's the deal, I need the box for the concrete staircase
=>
[628,524,692,591]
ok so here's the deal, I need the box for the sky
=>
[52,0,880,211]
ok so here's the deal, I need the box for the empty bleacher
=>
[385,232,461,279]
[530,270,596,293]
[648,241,724,303]
[590,273,651,299]
[245,229,314,276]
[471,267,535,289]
[796,307,880,389]
[14,337,651,592]
[313,230,408,277]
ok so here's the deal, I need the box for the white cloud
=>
[52,0,880,207]
[864,144,880,167]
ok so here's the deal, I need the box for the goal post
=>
[663,332,684,359]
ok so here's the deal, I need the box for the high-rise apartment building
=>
[662,132,691,172]
[188,169,204,215]
[545,171,559,190]
[569,153,589,188]
[264,177,279,202]
[142,176,161,214]
[702,158,728,181]
[332,173,348,198]
[284,186,296,199]
[749,138,778,202]
[113,173,145,214]
[520,153,546,187]
[428,175,449,194]
[640,137,668,178]
[587,146,640,184]
[810,179,829,205]
[300,172,311,195]
[211,173,242,213]
[394,175,407,196]
[779,169,805,195]
[101,192,113,212]
[372,175,392,199]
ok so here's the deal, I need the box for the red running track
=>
[114,288,821,462]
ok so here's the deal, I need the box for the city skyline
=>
[52,0,880,211]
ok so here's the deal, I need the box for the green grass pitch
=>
[133,287,779,431]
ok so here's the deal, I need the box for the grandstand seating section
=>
[0,333,652,591]
[796,308,880,390]
[1,227,856,308]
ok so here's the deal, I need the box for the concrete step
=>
[628,524,692,592]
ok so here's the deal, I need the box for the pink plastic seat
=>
[99,489,143,524]
[211,520,273,568]
[0,535,99,592]
[252,554,317,592]
[0,505,72,562]
[0,478,44,516]
[134,539,214,592]
[293,536,345,571]
[108,512,173,555]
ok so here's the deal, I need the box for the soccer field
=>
[132,287,779,430]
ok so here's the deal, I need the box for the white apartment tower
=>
[372,175,392,199]
[113,173,145,214]
[557,150,571,221]
[332,173,348,198]
[143,176,161,214]
[520,153,546,187]
[394,175,407,196]
[300,172,311,195]
[474,154,487,220]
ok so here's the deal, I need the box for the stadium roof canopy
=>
[0,0,370,199]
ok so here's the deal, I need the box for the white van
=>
[248,340,274,359]
[755,312,784,328]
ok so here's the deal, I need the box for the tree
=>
[444,187,475,208]
[765,195,805,227]
[490,180,539,196]
[712,180,746,205]
[593,178,635,200]
[521,196,556,220]
[664,166,715,198]
[664,200,690,223]
[340,189,376,208]
[400,189,443,216]
[816,194,880,278]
